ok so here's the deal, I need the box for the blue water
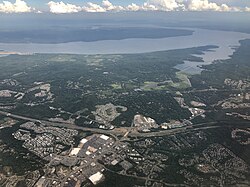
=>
[0,28,249,74]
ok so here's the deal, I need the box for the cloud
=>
[0,0,33,13]
[185,0,231,11]
[48,1,82,14]
[141,3,158,11]
[145,0,181,11]
[245,7,250,12]
[102,0,112,8]
[146,0,235,11]
[102,0,124,11]
[46,0,250,14]
[82,2,106,12]
[81,1,160,12]
[127,3,141,11]
[83,1,125,12]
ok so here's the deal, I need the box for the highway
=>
[0,110,119,141]
[0,110,209,137]
[0,110,249,140]
[1,110,250,187]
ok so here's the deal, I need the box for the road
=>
[0,110,119,141]
[0,110,213,137]
[1,110,249,140]
[1,110,250,187]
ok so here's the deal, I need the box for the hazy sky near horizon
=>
[24,0,250,8]
[25,0,250,7]
[1,0,250,13]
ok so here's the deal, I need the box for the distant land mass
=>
[0,27,193,44]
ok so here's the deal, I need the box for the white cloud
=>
[245,7,250,12]
[126,3,160,11]
[82,1,158,12]
[102,0,124,11]
[146,0,181,11]
[102,0,112,7]
[46,0,250,14]
[145,0,236,11]
[126,3,141,11]
[186,0,231,11]
[48,1,82,14]
[0,0,33,13]
[48,0,121,13]
[82,2,106,12]
[83,1,125,12]
[142,3,158,11]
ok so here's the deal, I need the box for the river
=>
[0,27,249,74]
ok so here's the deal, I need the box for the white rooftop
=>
[89,172,103,185]
[80,138,88,144]
[69,148,80,156]
[100,134,109,141]
[86,150,91,155]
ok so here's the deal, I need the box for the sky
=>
[1,0,250,13]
